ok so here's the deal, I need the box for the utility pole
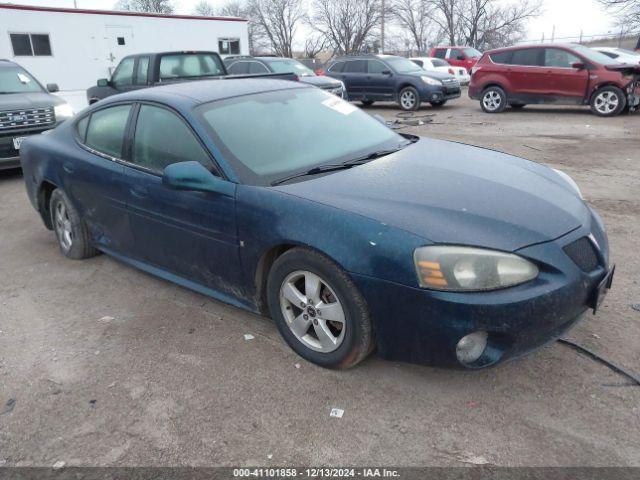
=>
[380,0,385,54]
[73,0,78,7]
[551,25,555,42]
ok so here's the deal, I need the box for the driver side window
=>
[132,105,213,174]
[111,57,135,87]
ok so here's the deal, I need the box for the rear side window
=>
[544,48,581,68]
[328,61,344,73]
[112,57,135,86]
[132,105,212,173]
[450,48,465,60]
[510,48,543,66]
[489,51,513,64]
[433,49,446,59]
[228,62,249,74]
[344,60,366,73]
[84,105,132,158]
[432,59,449,67]
[135,56,150,84]
[411,59,424,67]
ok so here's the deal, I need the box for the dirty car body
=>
[20,79,613,369]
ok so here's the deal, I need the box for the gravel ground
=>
[0,91,639,467]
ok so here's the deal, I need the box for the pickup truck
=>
[86,50,297,104]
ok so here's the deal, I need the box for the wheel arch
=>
[589,82,626,102]
[37,180,59,230]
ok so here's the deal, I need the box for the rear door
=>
[70,104,134,253]
[543,47,589,102]
[507,48,546,98]
[365,59,394,100]
[340,60,368,99]
[121,103,243,295]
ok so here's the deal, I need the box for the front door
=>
[543,48,589,102]
[122,103,243,297]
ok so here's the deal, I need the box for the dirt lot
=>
[1,91,639,467]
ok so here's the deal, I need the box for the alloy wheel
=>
[400,90,417,110]
[594,91,619,115]
[482,90,502,111]
[54,201,73,252]
[279,270,346,353]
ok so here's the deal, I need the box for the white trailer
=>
[0,3,249,92]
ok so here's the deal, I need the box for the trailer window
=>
[218,38,240,55]
[10,33,52,56]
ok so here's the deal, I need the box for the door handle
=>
[63,162,74,174]
[130,185,148,199]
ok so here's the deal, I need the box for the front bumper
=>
[352,210,610,368]
[1,126,53,170]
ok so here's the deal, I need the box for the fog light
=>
[431,93,439,100]
[456,331,488,365]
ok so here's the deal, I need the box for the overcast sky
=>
[7,0,617,43]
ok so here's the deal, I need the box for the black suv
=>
[325,54,460,110]
[0,59,73,170]
[224,56,346,98]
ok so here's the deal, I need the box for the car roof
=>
[333,54,400,61]
[484,43,582,54]
[100,77,310,106]
[0,59,19,68]
[124,50,220,59]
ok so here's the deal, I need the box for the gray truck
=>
[87,50,297,104]
[0,59,73,170]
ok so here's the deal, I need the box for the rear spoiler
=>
[223,72,299,82]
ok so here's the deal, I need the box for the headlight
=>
[552,168,583,199]
[54,103,74,120]
[421,76,442,86]
[414,245,539,291]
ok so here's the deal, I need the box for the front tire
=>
[590,86,626,117]
[481,86,507,113]
[267,248,373,369]
[50,189,98,260]
[398,86,421,111]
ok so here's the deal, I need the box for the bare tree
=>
[304,33,328,58]
[390,0,436,54]
[113,0,174,13]
[248,0,304,57]
[428,0,542,49]
[310,0,381,55]
[192,0,216,16]
[599,0,640,29]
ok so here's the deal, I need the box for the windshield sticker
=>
[17,73,31,84]
[322,97,357,116]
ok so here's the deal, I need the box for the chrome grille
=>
[0,107,55,131]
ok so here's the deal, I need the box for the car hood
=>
[275,138,588,251]
[299,75,342,87]
[605,63,640,74]
[0,91,65,110]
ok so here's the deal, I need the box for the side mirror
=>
[46,83,59,93]
[571,61,585,70]
[162,161,235,196]
[381,69,392,75]
[97,78,110,87]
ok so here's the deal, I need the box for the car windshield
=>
[264,59,315,76]
[463,47,482,58]
[198,87,406,186]
[573,45,620,65]
[385,57,424,73]
[159,53,225,80]
[0,66,43,94]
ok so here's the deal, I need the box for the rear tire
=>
[590,86,626,117]
[480,86,507,113]
[398,86,421,111]
[267,248,373,369]
[361,99,375,107]
[50,189,98,260]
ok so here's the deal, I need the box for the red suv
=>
[430,46,482,73]
[469,43,640,117]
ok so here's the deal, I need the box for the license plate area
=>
[12,137,26,150]
[591,265,615,313]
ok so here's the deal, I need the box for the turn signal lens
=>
[414,246,539,291]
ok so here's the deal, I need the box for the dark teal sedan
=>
[20,79,613,369]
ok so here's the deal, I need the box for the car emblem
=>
[8,114,28,122]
